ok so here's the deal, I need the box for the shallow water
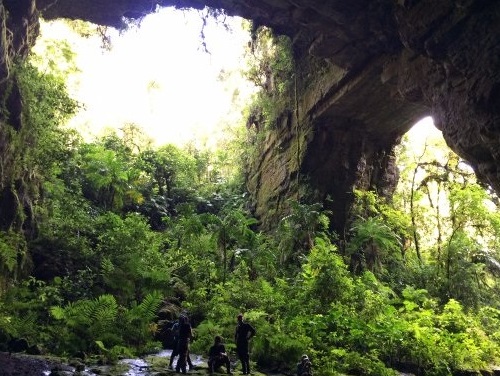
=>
[40,349,206,376]
[114,349,205,376]
[120,358,150,376]
[154,349,205,366]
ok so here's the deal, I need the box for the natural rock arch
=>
[1,0,499,235]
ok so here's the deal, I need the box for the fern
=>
[89,295,118,329]
[10,311,37,339]
[128,291,162,323]
[95,340,108,352]
[95,340,133,363]
[51,294,118,330]
[100,257,115,276]
[0,230,25,273]
[50,305,66,320]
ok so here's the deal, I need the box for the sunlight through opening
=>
[406,116,442,152]
[32,6,255,149]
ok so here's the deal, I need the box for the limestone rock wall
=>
[0,0,39,232]
[240,0,500,234]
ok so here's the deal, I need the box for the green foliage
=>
[395,134,500,308]
[254,326,312,371]
[244,26,295,129]
[17,61,78,173]
[299,238,352,311]
[190,320,227,355]
[205,208,258,284]
[0,60,77,247]
[275,201,330,274]
[396,297,500,374]
[94,212,167,301]
[347,190,412,290]
[95,340,134,363]
[49,292,162,356]
[51,294,117,329]
[138,144,197,198]
[348,216,402,274]
[2,47,500,376]
[77,141,143,211]
[0,230,26,278]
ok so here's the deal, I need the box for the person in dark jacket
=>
[297,354,312,376]
[234,314,256,375]
[175,315,193,374]
[208,335,231,374]
[169,317,194,370]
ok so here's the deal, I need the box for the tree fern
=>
[128,291,162,323]
[10,310,37,339]
[50,305,66,321]
[51,295,118,330]
[0,230,26,275]
[50,295,122,353]
[348,216,402,273]
[89,295,118,330]
[50,301,90,327]
[113,292,163,351]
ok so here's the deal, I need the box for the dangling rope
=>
[294,61,301,201]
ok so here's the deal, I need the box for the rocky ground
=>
[0,351,271,376]
[0,352,73,375]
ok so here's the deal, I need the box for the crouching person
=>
[208,336,231,374]
[297,354,312,376]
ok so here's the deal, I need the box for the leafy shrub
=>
[50,292,162,356]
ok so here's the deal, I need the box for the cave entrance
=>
[397,114,478,226]
[32,6,479,227]
[401,115,474,182]
[32,6,255,149]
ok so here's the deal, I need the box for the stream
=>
[39,349,207,376]
[118,350,205,376]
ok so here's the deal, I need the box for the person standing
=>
[175,315,193,374]
[169,317,194,370]
[169,319,180,369]
[234,313,256,375]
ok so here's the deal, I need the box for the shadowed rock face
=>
[2,0,499,235]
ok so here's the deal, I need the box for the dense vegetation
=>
[1,18,500,376]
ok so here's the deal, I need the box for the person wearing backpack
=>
[175,315,193,374]
[169,315,194,371]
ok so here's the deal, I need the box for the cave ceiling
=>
[36,1,500,189]
[38,0,403,70]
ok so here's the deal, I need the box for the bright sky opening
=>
[407,116,443,155]
[34,7,255,148]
